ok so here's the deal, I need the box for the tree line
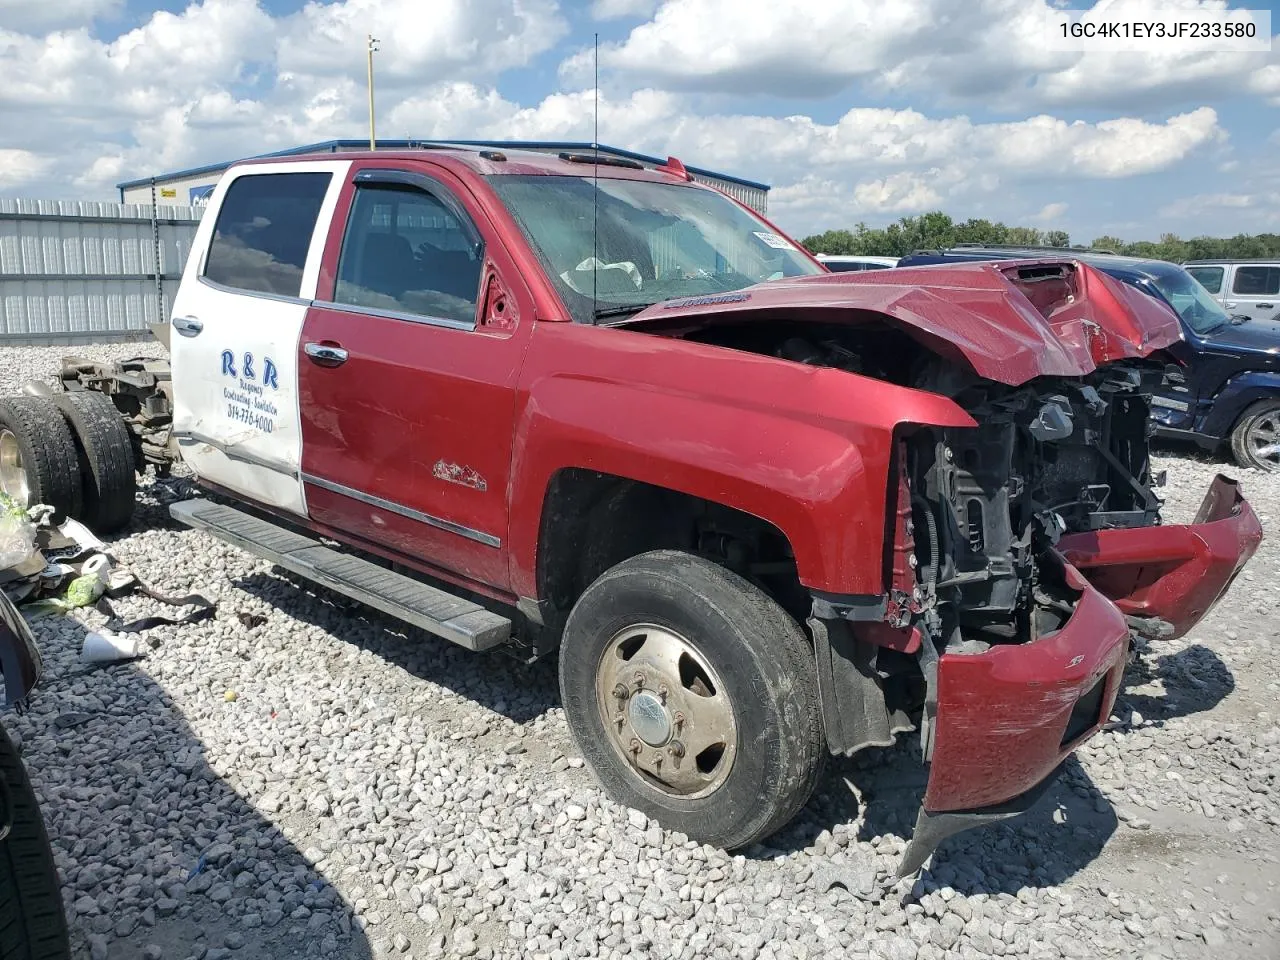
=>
[800,212,1280,262]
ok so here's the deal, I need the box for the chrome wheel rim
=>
[595,623,737,799]
[1247,411,1280,470]
[0,430,29,506]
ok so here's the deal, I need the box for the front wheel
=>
[559,551,825,849]
[1229,399,1280,472]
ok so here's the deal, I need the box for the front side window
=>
[334,184,483,325]
[1232,265,1280,297]
[1186,266,1223,294]
[488,175,822,322]
[204,172,331,297]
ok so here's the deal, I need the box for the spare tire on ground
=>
[54,391,137,534]
[0,397,83,522]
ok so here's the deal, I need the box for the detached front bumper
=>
[900,476,1261,875]
[923,562,1128,815]
[900,562,1128,875]
[1057,475,1262,639]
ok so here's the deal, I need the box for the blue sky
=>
[0,0,1276,243]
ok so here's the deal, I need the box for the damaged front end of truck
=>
[625,258,1263,875]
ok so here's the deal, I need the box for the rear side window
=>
[204,172,332,297]
[1231,265,1280,296]
[824,261,864,272]
[1186,266,1223,293]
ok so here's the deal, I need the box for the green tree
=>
[803,213,1280,263]
[954,218,1009,246]
[799,229,859,255]
[1006,226,1044,246]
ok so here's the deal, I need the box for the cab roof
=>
[229,145,705,187]
[118,140,770,192]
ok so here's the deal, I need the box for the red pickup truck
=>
[6,146,1261,876]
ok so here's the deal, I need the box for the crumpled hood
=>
[621,259,1184,386]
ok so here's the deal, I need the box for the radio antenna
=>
[591,31,599,324]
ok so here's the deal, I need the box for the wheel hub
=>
[628,690,672,747]
[0,429,29,507]
[595,623,737,799]
[1247,411,1280,468]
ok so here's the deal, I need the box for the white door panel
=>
[169,161,350,516]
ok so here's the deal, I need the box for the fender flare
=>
[1202,370,1280,438]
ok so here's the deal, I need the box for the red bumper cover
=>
[924,477,1261,814]
[925,561,1128,811]
[1057,475,1262,639]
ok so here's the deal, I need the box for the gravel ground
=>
[1,342,1277,960]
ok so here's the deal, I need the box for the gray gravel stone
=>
[2,343,1277,960]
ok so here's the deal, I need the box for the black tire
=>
[0,397,82,522]
[1229,399,1280,472]
[559,550,825,849]
[0,722,71,960]
[53,392,136,533]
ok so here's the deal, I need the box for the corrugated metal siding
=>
[0,199,202,344]
[689,176,767,215]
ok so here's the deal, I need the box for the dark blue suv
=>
[897,247,1280,471]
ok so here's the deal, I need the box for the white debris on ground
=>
[1,342,1277,960]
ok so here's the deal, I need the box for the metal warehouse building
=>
[117,139,771,214]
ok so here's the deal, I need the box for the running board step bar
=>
[170,500,511,651]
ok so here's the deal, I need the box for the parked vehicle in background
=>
[1185,259,1280,325]
[3,152,1264,877]
[0,592,71,959]
[898,247,1280,471]
[816,254,900,272]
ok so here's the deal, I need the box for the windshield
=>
[488,174,822,322]
[1139,263,1231,334]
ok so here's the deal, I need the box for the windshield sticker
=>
[753,231,796,250]
[663,293,752,309]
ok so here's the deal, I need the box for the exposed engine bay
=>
[908,364,1165,648]
[682,318,1168,649]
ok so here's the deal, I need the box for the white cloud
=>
[278,0,566,86]
[0,149,48,189]
[1033,202,1068,222]
[1248,64,1280,105]
[590,0,658,18]
[391,90,1224,185]
[851,173,944,213]
[0,0,120,31]
[0,0,567,191]
[392,87,1225,231]
[0,0,1243,242]
[1159,192,1254,219]
[561,0,1277,111]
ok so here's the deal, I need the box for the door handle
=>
[172,316,203,337]
[1223,300,1238,308]
[1257,303,1274,309]
[304,341,348,367]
